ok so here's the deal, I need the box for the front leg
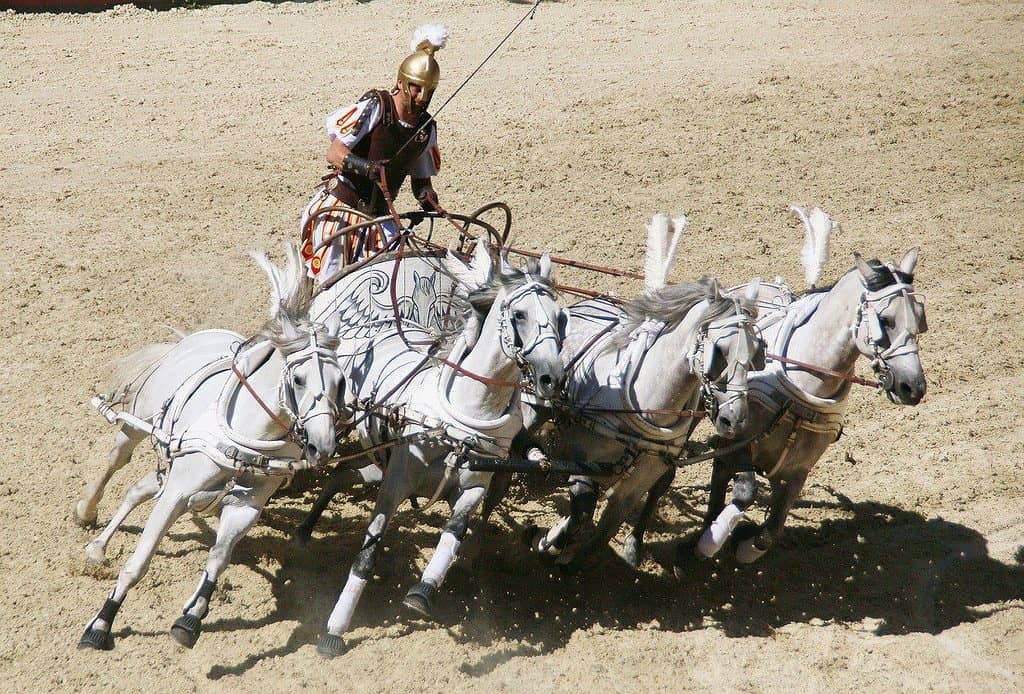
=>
[735,470,808,563]
[169,476,283,649]
[403,477,490,618]
[531,475,599,556]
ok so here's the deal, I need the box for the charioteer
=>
[301,24,448,280]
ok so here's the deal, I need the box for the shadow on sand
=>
[99,477,1020,679]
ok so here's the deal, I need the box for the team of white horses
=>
[74,207,928,656]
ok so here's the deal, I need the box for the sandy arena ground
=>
[1,0,1022,690]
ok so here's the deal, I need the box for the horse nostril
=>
[306,444,319,461]
[719,416,733,430]
[540,374,552,387]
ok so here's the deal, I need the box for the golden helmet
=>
[396,24,448,112]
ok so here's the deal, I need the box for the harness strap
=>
[767,352,879,388]
[230,362,296,438]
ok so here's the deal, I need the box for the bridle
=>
[849,277,926,397]
[496,279,561,377]
[691,308,759,422]
[231,327,343,447]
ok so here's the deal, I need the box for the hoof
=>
[520,524,540,549]
[621,535,643,569]
[78,627,113,651]
[402,581,437,618]
[316,633,348,658]
[74,501,97,528]
[731,521,760,548]
[83,542,108,566]
[291,529,312,547]
[169,614,202,649]
[672,538,702,581]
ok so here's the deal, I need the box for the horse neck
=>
[630,301,706,412]
[226,346,290,441]
[785,270,863,399]
[448,296,520,420]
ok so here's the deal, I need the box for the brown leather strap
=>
[766,352,879,388]
[231,362,295,438]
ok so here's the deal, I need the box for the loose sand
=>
[1,0,1022,690]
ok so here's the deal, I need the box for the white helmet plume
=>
[411,24,449,54]
[792,205,840,288]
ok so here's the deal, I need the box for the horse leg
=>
[479,471,512,526]
[78,458,220,651]
[734,470,808,564]
[75,427,145,527]
[169,476,283,649]
[622,466,675,569]
[531,475,599,557]
[316,453,418,658]
[84,470,162,565]
[567,458,666,566]
[404,482,488,618]
[295,464,383,543]
[696,467,758,559]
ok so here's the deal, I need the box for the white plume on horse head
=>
[411,23,449,53]
[644,212,687,292]
[249,241,310,321]
[442,238,495,294]
[792,205,840,288]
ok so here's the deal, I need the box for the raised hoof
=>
[316,633,348,658]
[672,538,702,581]
[731,521,760,547]
[402,581,437,618]
[78,627,113,651]
[169,614,202,649]
[74,501,97,529]
[621,534,643,569]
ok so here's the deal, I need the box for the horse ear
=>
[853,252,873,280]
[499,249,515,276]
[744,278,761,303]
[539,253,552,279]
[709,279,723,301]
[899,247,920,276]
[325,312,342,339]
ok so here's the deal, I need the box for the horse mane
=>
[797,258,898,297]
[463,258,554,315]
[611,277,755,348]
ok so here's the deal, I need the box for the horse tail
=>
[105,328,187,407]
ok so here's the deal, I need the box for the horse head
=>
[697,279,763,438]
[494,251,568,399]
[253,242,347,465]
[852,248,928,405]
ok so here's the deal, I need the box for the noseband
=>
[497,279,560,374]
[850,279,926,392]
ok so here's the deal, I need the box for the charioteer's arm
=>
[411,177,439,212]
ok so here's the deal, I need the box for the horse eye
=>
[513,310,526,321]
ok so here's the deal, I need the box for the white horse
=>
[670,208,929,569]
[78,243,346,651]
[308,244,567,658]
[511,275,763,567]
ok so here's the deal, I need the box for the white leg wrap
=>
[326,572,367,634]
[539,518,570,555]
[697,503,745,558]
[735,537,767,564]
[422,532,461,587]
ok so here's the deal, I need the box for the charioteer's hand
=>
[526,446,551,472]
[340,153,389,182]
[416,186,440,212]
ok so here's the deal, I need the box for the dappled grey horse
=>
[507,276,763,567]
[77,244,345,651]
[308,246,567,657]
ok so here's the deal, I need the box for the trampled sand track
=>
[1,1,1021,690]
